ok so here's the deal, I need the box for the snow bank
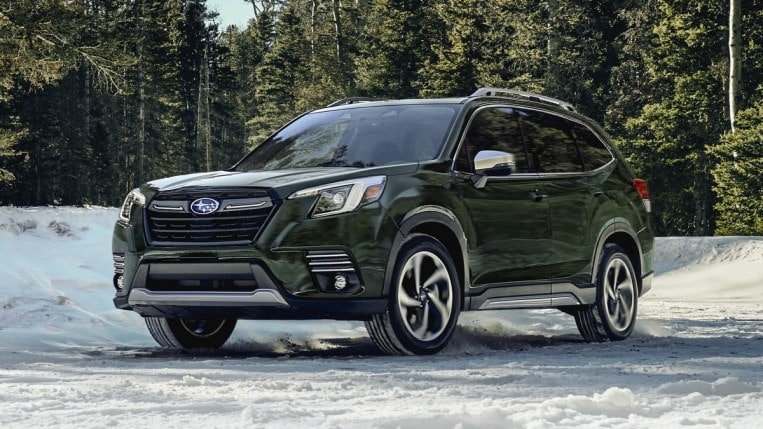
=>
[0,206,149,348]
[651,236,763,303]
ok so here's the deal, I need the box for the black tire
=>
[365,235,461,355]
[574,244,638,342]
[145,317,236,349]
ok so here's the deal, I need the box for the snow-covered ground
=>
[0,206,761,428]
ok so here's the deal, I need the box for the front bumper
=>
[115,293,387,320]
[112,259,388,320]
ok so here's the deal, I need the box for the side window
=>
[519,110,584,173]
[455,107,530,173]
[573,124,613,170]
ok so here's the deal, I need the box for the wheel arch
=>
[386,206,469,309]
[593,222,645,295]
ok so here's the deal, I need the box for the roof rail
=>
[470,87,576,112]
[326,97,382,108]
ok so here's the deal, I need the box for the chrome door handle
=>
[529,191,548,202]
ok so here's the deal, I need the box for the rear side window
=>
[572,124,613,170]
[455,107,530,173]
[518,110,584,173]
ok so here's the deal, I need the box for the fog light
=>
[334,274,347,291]
[113,274,124,291]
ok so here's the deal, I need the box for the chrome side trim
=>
[479,296,550,310]
[551,293,582,307]
[127,288,289,307]
[479,293,581,310]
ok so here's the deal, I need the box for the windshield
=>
[234,104,460,171]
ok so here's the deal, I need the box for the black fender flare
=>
[382,205,470,306]
[590,219,645,295]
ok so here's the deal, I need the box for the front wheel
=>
[365,235,461,355]
[574,244,638,342]
[145,317,236,349]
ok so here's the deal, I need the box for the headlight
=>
[289,176,386,218]
[118,188,146,224]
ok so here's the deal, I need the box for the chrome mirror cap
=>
[473,150,515,175]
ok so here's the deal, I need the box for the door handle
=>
[529,190,548,202]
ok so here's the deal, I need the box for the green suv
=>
[112,88,654,355]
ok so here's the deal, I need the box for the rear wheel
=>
[145,317,236,349]
[365,235,461,355]
[574,244,638,342]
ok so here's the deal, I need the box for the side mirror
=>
[474,150,515,175]
[471,150,515,189]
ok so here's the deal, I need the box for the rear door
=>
[518,109,612,285]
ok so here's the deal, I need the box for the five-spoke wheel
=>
[396,250,454,342]
[574,244,638,342]
[366,235,461,355]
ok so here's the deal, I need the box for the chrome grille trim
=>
[145,188,276,245]
[305,251,357,274]
[112,254,125,274]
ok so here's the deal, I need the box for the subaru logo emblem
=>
[190,198,220,215]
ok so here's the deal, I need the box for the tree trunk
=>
[546,0,561,93]
[82,61,91,203]
[728,0,741,132]
[310,0,317,59]
[137,2,146,187]
[332,0,343,62]
[547,0,560,60]
[195,38,213,171]
[252,1,260,19]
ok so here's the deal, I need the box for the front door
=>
[453,106,551,298]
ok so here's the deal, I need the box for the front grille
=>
[146,188,276,245]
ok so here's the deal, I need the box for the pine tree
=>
[0,0,130,192]
[249,7,309,144]
[418,0,487,97]
[711,104,763,234]
[618,0,727,235]
[356,0,438,98]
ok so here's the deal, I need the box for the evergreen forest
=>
[1,0,762,236]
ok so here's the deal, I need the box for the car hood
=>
[146,165,417,198]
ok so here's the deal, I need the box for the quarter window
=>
[572,124,613,170]
[518,110,584,173]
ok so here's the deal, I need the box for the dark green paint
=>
[112,95,654,320]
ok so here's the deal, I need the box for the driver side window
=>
[455,107,530,173]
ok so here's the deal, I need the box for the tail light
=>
[632,179,651,213]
